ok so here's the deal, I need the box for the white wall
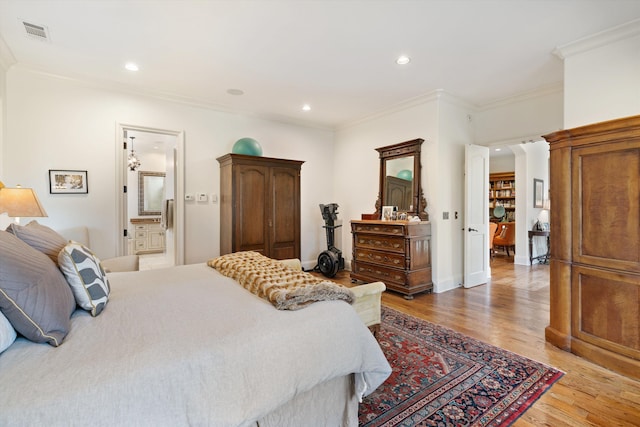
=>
[562,24,640,128]
[334,97,438,279]
[334,92,473,293]
[489,154,515,173]
[474,86,563,144]
[3,68,335,265]
[0,61,9,230]
[0,62,4,181]
[516,141,549,265]
[435,98,474,291]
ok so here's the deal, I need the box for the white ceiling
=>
[1,0,640,129]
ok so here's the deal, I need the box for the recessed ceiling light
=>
[396,55,411,65]
[302,104,311,112]
[125,62,139,72]
[495,148,502,151]
[227,88,244,96]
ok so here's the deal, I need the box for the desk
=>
[528,230,550,265]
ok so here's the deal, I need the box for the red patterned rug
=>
[359,307,563,426]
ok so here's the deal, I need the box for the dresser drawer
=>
[351,261,408,288]
[352,222,405,236]
[354,234,405,254]
[354,247,405,269]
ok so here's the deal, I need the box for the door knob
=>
[468,227,478,232]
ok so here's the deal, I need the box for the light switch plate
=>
[197,193,208,202]
[185,194,194,201]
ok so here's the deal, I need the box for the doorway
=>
[116,124,185,268]
[489,146,516,266]
[488,140,550,269]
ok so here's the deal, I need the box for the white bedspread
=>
[0,264,390,426]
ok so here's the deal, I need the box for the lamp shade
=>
[0,183,47,218]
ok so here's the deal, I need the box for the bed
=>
[0,223,391,427]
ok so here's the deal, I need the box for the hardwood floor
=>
[327,256,640,426]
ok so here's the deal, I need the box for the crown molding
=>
[477,82,563,111]
[337,89,477,131]
[482,133,549,148]
[553,18,640,59]
[0,34,16,72]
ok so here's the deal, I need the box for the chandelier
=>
[127,136,141,171]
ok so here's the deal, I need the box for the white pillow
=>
[0,310,17,353]
[58,242,110,317]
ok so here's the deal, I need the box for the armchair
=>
[493,222,516,257]
[58,226,139,272]
[489,222,498,259]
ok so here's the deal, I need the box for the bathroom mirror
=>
[138,171,165,216]
[374,138,428,220]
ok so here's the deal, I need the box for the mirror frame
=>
[374,138,428,220]
[138,171,166,216]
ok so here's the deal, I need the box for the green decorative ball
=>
[397,169,412,181]
[232,138,263,156]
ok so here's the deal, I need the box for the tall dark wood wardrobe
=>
[217,153,303,260]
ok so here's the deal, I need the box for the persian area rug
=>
[359,307,564,427]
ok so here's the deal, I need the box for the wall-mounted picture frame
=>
[533,178,544,208]
[49,170,88,194]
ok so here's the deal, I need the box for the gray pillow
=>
[6,220,68,266]
[0,231,76,346]
[58,242,110,316]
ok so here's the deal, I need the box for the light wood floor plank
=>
[325,255,640,426]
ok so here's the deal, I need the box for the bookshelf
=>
[489,172,515,222]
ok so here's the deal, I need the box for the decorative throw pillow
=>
[0,231,76,347]
[6,220,68,266]
[58,242,110,316]
[0,310,17,354]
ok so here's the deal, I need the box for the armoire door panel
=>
[270,167,300,258]
[236,166,268,250]
[573,143,640,271]
[572,265,640,359]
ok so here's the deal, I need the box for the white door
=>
[464,144,490,288]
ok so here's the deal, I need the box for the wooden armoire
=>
[217,154,304,260]
[543,115,640,380]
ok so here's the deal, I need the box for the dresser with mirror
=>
[350,139,432,299]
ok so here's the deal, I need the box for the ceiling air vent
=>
[22,21,50,41]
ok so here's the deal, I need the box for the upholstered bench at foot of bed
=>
[350,281,386,338]
[279,259,386,338]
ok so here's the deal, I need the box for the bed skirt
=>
[253,375,358,427]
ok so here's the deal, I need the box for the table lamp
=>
[0,181,47,224]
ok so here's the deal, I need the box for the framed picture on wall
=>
[533,178,544,208]
[49,170,88,194]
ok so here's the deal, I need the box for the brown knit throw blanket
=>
[207,251,354,310]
